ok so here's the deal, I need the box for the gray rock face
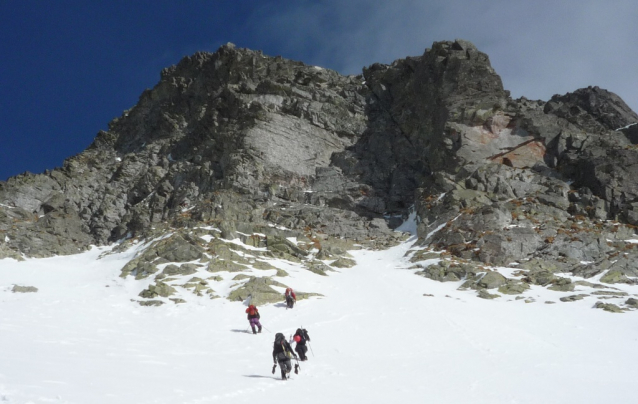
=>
[1,39,637,310]
[0,43,412,258]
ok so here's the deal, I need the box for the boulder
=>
[139,282,177,298]
[600,269,632,284]
[498,281,530,295]
[477,271,507,289]
[560,294,589,302]
[227,276,287,305]
[547,278,575,292]
[477,290,500,299]
[625,298,638,308]
[331,257,356,268]
[139,300,164,307]
[161,263,199,276]
[11,285,38,293]
[593,302,624,313]
[525,268,556,286]
[304,260,333,276]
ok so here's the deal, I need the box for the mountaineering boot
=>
[258,326,262,333]
[294,364,299,374]
[251,327,256,334]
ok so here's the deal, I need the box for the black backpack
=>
[295,328,310,343]
[274,333,292,359]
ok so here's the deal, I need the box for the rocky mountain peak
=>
[1,39,638,310]
[544,85,638,134]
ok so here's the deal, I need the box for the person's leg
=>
[278,359,287,379]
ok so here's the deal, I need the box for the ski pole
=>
[294,356,301,374]
[301,325,314,357]
[262,325,271,333]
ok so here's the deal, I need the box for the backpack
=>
[274,333,292,358]
[294,328,310,343]
[247,305,257,316]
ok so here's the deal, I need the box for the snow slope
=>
[0,235,637,404]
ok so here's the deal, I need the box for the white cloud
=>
[251,0,638,111]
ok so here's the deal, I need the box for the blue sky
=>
[2,0,637,181]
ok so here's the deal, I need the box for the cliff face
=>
[1,40,638,296]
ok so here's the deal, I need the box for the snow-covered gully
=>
[0,236,636,404]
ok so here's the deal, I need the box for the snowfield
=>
[0,234,637,404]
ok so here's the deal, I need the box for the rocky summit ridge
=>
[2,40,638,311]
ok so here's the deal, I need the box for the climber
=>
[284,287,296,309]
[293,328,311,361]
[245,304,262,334]
[272,332,298,380]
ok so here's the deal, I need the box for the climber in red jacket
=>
[245,304,262,334]
[284,288,296,309]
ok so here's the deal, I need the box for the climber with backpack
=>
[245,304,262,334]
[272,332,298,380]
[284,287,296,309]
[293,328,311,361]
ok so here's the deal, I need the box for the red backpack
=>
[247,305,258,316]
